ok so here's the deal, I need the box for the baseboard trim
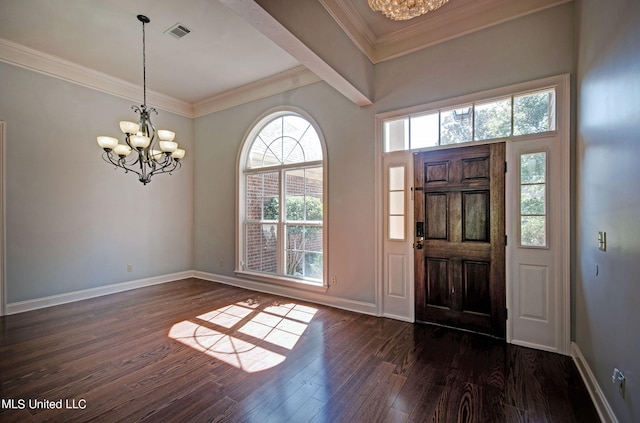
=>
[382,312,413,322]
[194,271,378,316]
[5,270,378,318]
[5,271,194,315]
[510,339,566,355]
[571,342,619,423]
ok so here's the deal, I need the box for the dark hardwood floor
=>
[0,278,599,422]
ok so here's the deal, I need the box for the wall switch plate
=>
[598,231,606,251]
[612,368,625,398]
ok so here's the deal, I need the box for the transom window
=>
[383,88,556,152]
[239,110,325,286]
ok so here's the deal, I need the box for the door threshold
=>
[415,320,505,341]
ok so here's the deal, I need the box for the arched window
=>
[238,108,326,286]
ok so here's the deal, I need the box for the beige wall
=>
[575,0,640,421]
[193,4,575,308]
[0,62,194,303]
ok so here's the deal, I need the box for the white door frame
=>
[0,121,5,316]
[375,74,570,355]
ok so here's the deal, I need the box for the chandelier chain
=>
[142,16,147,107]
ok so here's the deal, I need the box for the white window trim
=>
[236,106,329,291]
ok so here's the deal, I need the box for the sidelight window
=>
[519,152,547,247]
[387,165,406,240]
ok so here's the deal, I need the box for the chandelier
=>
[97,15,185,185]
[368,0,450,20]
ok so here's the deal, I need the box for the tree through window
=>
[240,110,325,285]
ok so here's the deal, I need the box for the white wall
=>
[0,62,194,303]
[575,0,640,421]
[192,4,575,309]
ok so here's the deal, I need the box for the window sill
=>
[235,271,329,293]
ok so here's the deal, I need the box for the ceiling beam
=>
[220,0,373,106]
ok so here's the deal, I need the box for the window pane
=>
[246,223,278,273]
[305,227,323,252]
[283,116,311,141]
[474,98,511,141]
[246,174,263,220]
[286,225,304,250]
[305,167,324,220]
[299,130,322,162]
[389,166,404,191]
[248,114,322,168]
[519,151,547,247]
[248,138,280,168]
[441,106,472,145]
[521,152,546,183]
[521,216,546,246]
[389,191,404,215]
[282,138,304,165]
[304,252,323,280]
[248,139,269,168]
[286,250,303,277]
[410,112,439,149]
[246,172,279,220]
[389,215,404,240]
[514,89,556,135]
[521,184,546,215]
[285,168,323,221]
[384,118,409,152]
[285,226,323,279]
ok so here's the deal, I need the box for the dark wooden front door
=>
[414,143,506,338]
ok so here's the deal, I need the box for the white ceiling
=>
[0,0,300,104]
[0,0,570,117]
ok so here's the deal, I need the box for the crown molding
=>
[0,38,323,119]
[193,66,321,118]
[322,0,573,63]
[0,38,194,118]
[319,0,377,62]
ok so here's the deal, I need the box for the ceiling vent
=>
[165,23,191,39]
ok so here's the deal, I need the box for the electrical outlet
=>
[612,368,625,398]
[127,264,133,272]
[219,258,224,267]
[330,276,337,285]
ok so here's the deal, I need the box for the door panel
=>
[463,191,489,241]
[426,193,447,239]
[381,154,415,321]
[426,258,450,308]
[415,143,506,337]
[508,136,568,353]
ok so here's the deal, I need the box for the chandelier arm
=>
[102,151,147,179]
[101,151,120,168]
[147,158,181,178]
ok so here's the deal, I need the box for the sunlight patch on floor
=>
[169,300,318,373]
